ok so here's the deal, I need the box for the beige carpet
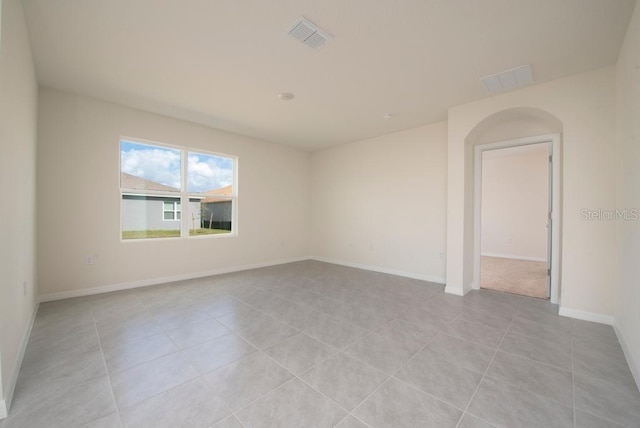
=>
[480,256,548,299]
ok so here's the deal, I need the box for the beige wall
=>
[447,67,617,318]
[0,0,39,415]
[481,144,549,261]
[615,1,640,386]
[310,122,447,282]
[36,89,311,298]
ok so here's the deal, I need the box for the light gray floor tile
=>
[10,348,107,415]
[575,410,626,428]
[424,334,495,374]
[300,352,388,411]
[236,378,347,428]
[165,316,229,349]
[180,332,256,374]
[233,316,300,349]
[508,316,572,346]
[210,415,244,428]
[499,331,572,371]
[458,306,513,332]
[29,315,96,346]
[215,306,272,331]
[376,318,439,345]
[120,379,229,427]
[467,377,573,428]
[149,307,212,330]
[394,347,483,408]
[79,413,123,428]
[5,261,639,428]
[485,351,573,406]
[103,332,178,373]
[574,374,640,427]
[334,415,369,428]
[353,378,461,428]
[573,339,637,391]
[1,377,116,428]
[457,414,497,428]
[192,295,250,318]
[111,352,198,408]
[305,314,369,349]
[344,331,422,374]
[21,329,101,372]
[97,315,164,347]
[264,333,336,375]
[204,351,294,411]
[441,318,505,348]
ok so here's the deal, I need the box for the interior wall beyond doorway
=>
[481,143,549,262]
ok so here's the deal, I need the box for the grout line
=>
[89,301,125,427]
[457,308,515,426]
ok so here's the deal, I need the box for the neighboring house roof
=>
[202,185,232,203]
[121,172,179,192]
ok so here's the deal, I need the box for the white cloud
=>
[188,154,233,192]
[121,147,181,189]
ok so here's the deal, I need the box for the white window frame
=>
[162,200,181,221]
[120,137,238,241]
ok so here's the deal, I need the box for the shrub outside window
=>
[120,139,236,240]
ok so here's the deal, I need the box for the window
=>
[163,201,181,221]
[120,139,236,240]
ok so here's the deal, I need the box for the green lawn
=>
[122,229,230,239]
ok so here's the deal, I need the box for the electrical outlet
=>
[85,255,95,265]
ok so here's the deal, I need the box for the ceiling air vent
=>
[288,17,332,49]
[481,64,534,94]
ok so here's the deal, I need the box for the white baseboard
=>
[558,306,614,325]
[444,285,465,296]
[310,256,446,285]
[1,301,39,419]
[613,322,640,391]
[481,253,547,263]
[39,257,310,302]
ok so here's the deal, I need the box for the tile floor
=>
[1,261,639,428]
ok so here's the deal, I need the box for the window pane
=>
[191,197,232,236]
[163,212,173,220]
[163,201,173,210]
[187,152,233,195]
[122,195,180,239]
[121,141,181,192]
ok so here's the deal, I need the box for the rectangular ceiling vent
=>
[288,17,332,49]
[481,64,534,94]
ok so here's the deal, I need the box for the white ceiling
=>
[22,0,636,151]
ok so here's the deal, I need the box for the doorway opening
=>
[479,142,550,299]
[473,134,561,303]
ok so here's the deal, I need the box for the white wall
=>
[0,0,39,417]
[481,144,549,261]
[447,67,617,319]
[615,1,640,387]
[310,122,447,282]
[36,89,311,298]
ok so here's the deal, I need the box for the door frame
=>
[473,133,561,303]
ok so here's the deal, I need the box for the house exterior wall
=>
[121,196,201,231]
